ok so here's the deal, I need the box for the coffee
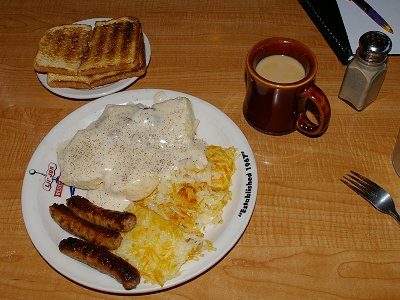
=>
[255,55,305,83]
[244,37,331,136]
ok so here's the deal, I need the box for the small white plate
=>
[35,18,151,100]
[22,89,258,294]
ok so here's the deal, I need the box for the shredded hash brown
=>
[113,145,236,286]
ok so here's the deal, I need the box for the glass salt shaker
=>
[338,31,392,111]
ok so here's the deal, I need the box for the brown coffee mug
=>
[243,37,331,136]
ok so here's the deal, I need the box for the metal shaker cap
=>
[357,31,392,63]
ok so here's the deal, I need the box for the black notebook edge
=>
[299,0,354,65]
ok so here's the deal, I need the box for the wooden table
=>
[1,0,399,299]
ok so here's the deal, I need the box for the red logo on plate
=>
[29,162,64,197]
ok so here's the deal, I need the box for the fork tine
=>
[345,174,377,196]
[343,174,376,197]
[340,178,372,201]
[350,171,381,192]
[342,171,400,222]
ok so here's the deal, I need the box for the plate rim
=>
[21,89,258,294]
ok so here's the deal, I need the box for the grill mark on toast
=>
[121,22,134,62]
[53,31,68,62]
[66,31,86,63]
[105,24,118,61]
[94,26,107,64]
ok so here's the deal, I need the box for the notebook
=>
[298,0,353,65]
[299,0,398,65]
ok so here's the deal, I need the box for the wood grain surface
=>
[0,0,399,299]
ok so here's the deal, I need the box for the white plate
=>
[35,18,151,99]
[22,89,258,294]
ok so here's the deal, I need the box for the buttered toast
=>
[34,24,92,75]
[47,31,146,89]
[34,17,147,89]
[78,17,144,76]
[47,66,146,89]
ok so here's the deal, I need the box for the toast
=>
[47,32,146,89]
[34,24,92,75]
[47,67,146,89]
[78,17,144,76]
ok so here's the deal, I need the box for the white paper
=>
[337,0,400,54]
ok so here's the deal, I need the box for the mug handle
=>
[296,84,331,137]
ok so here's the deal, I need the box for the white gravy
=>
[58,97,207,211]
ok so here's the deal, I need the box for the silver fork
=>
[341,171,400,224]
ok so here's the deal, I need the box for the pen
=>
[350,0,393,34]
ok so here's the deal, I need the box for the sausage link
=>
[66,195,136,232]
[49,203,122,250]
[59,237,140,290]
